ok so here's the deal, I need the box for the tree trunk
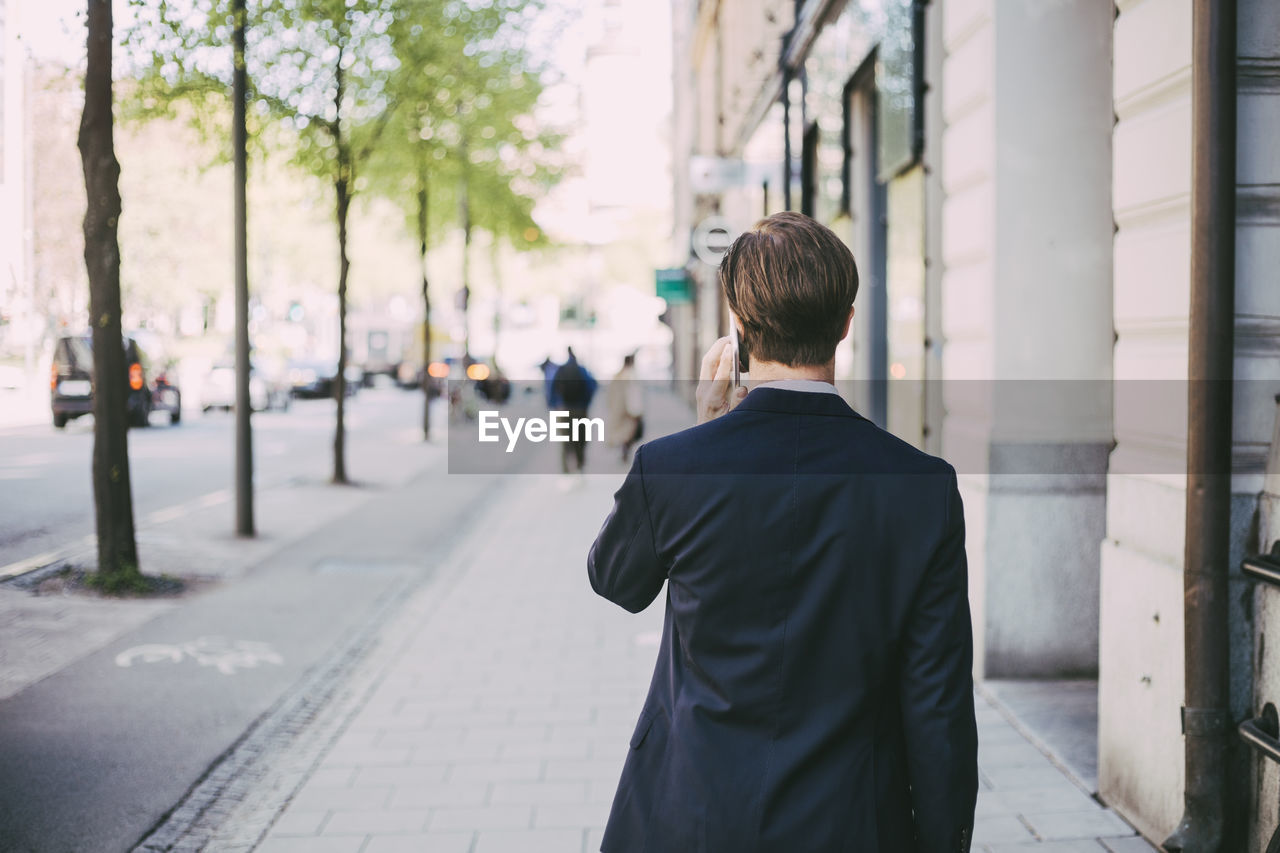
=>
[333,158,350,485]
[490,242,502,370]
[417,159,432,441]
[459,142,471,360]
[232,0,254,535]
[78,0,140,584]
[331,59,350,485]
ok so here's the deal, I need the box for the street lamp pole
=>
[233,0,255,537]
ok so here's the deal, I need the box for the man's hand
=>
[696,336,748,425]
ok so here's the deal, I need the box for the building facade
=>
[672,0,1280,846]
[0,0,32,365]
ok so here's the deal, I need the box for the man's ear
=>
[840,305,855,341]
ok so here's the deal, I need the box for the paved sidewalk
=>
[971,692,1154,852]
[247,470,1156,853]
[255,472,659,853]
[0,396,446,703]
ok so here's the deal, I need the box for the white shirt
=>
[752,379,840,396]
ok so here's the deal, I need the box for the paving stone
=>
[463,724,552,745]
[986,842,1108,852]
[473,828,586,853]
[322,809,431,835]
[974,814,1037,844]
[386,782,489,809]
[289,784,392,812]
[534,803,612,829]
[500,740,592,761]
[544,758,626,782]
[320,747,412,768]
[1023,809,1136,840]
[1099,837,1160,852]
[352,764,448,787]
[409,742,501,763]
[996,785,1100,815]
[976,790,1019,817]
[588,779,623,805]
[257,838,365,853]
[448,760,543,783]
[979,741,1059,768]
[984,764,1092,791]
[513,706,596,725]
[364,834,475,853]
[375,728,468,750]
[489,780,589,805]
[429,805,534,832]
[266,810,328,837]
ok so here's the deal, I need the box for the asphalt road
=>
[0,390,508,853]
[0,386,428,573]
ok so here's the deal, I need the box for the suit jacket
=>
[588,387,977,853]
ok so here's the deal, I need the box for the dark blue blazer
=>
[588,387,977,853]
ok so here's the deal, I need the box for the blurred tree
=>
[125,0,400,485]
[365,0,561,439]
[80,0,141,588]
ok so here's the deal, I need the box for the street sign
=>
[655,268,692,305]
[689,156,779,194]
[690,156,746,194]
[692,216,739,267]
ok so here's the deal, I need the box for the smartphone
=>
[729,315,747,387]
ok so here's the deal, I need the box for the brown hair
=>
[719,211,859,366]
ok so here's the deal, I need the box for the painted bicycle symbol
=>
[115,636,284,676]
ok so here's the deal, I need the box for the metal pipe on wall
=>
[1163,0,1237,850]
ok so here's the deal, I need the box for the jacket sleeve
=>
[900,468,979,852]
[587,444,666,613]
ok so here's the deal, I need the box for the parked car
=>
[396,359,449,400]
[51,333,181,428]
[286,359,360,399]
[201,360,291,413]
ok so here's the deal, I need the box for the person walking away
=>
[587,212,977,852]
[606,353,644,463]
[539,355,561,409]
[552,347,597,475]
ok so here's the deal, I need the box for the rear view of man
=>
[588,212,977,852]
[553,347,597,475]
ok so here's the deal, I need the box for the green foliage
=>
[364,0,564,252]
[123,0,559,224]
[124,0,398,185]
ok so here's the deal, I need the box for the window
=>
[800,123,819,218]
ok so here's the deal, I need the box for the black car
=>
[286,359,360,399]
[51,334,182,428]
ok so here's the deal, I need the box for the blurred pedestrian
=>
[588,212,977,852]
[552,347,597,475]
[605,353,643,463]
[539,355,560,409]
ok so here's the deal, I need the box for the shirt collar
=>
[750,378,840,396]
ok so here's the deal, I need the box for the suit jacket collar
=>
[734,386,866,420]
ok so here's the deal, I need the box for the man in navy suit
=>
[588,212,977,852]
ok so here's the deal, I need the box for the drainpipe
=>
[1163,0,1237,850]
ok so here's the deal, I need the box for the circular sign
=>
[692,216,739,267]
